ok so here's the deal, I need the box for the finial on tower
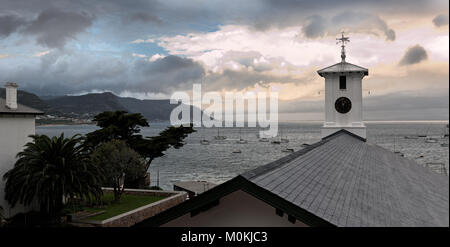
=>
[336,31,350,62]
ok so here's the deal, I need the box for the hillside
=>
[44,92,128,116]
[117,97,179,121]
[44,92,181,121]
[1,88,197,122]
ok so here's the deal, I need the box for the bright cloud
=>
[33,50,51,57]
[149,53,165,62]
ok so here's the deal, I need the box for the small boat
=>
[200,139,210,145]
[271,140,281,144]
[301,143,310,148]
[236,128,247,144]
[280,138,289,143]
[214,128,227,140]
[232,150,242,153]
[416,155,424,159]
[418,135,427,138]
[282,148,294,153]
[259,138,269,142]
[236,138,248,144]
[441,143,449,147]
[425,138,438,143]
[404,135,419,139]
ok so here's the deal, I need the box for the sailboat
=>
[214,127,227,140]
[271,139,281,144]
[236,128,248,144]
[279,127,289,143]
[259,137,269,142]
[442,124,449,138]
[200,139,210,145]
[258,132,270,142]
[271,132,281,144]
[425,138,438,143]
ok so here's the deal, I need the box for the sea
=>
[36,121,449,190]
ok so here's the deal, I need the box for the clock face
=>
[335,97,352,114]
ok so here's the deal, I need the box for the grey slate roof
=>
[0,97,43,115]
[242,130,449,227]
[317,61,368,76]
[137,130,448,227]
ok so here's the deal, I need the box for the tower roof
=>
[317,61,369,77]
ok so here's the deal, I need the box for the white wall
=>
[0,115,37,218]
[163,190,308,227]
[322,72,366,139]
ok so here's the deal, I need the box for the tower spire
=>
[336,32,350,62]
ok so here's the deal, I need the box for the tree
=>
[90,140,146,202]
[85,111,195,187]
[3,134,103,218]
[85,111,149,149]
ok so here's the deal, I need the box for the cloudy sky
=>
[0,0,448,120]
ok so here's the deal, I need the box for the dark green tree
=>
[85,111,195,187]
[3,134,103,218]
[85,111,149,148]
[90,140,146,202]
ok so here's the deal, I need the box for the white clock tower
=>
[317,32,368,140]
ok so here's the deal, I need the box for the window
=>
[339,76,346,90]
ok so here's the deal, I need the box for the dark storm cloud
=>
[23,8,94,48]
[124,12,162,24]
[205,69,301,91]
[303,15,327,39]
[0,0,446,47]
[433,14,449,27]
[300,12,396,41]
[0,13,27,37]
[12,54,205,95]
[133,55,205,92]
[399,45,428,66]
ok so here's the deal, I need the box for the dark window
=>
[339,76,346,90]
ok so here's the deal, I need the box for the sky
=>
[0,0,448,120]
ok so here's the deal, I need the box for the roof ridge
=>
[321,129,367,142]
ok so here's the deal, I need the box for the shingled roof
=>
[0,97,43,115]
[136,130,449,227]
[317,61,369,77]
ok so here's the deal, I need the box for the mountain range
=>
[0,88,183,121]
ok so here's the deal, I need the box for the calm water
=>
[37,121,449,190]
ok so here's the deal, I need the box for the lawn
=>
[81,193,166,221]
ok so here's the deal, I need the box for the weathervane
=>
[336,31,350,62]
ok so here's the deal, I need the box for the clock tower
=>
[317,32,368,140]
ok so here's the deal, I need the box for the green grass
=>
[83,193,166,221]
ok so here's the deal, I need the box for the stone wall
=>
[77,188,186,227]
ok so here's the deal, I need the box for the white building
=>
[0,82,43,218]
[317,32,368,140]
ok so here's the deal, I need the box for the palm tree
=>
[3,134,103,219]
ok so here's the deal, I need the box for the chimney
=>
[5,82,18,110]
